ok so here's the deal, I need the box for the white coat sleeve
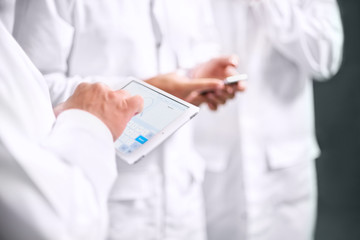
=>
[43,109,117,201]
[39,109,118,239]
[0,20,117,239]
[0,110,117,240]
[13,0,127,106]
[249,0,344,79]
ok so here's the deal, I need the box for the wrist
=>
[177,68,195,79]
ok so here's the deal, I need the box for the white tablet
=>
[114,78,199,164]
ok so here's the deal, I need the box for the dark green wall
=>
[314,1,360,239]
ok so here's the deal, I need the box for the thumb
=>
[126,95,144,116]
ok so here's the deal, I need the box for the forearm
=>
[250,0,343,79]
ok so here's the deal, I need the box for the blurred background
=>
[314,0,360,239]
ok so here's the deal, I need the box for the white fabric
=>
[0,0,15,31]
[193,0,344,239]
[13,0,218,239]
[0,21,117,240]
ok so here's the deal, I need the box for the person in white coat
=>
[0,21,144,240]
[13,0,243,239]
[194,0,344,240]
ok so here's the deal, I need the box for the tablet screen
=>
[115,80,189,154]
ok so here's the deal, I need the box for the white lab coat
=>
[193,0,344,240]
[0,0,15,31]
[13,0,218,239]
[0,22,117,240]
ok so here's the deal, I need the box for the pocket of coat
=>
[203,148,232,173]
[108,172,155,240]
[109,171,152,201]
[185,151,206,185]
[265,138,320,170]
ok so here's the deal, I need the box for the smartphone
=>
[201,74,248,95]
[223,74,248,85]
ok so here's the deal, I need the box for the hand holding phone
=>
[201,74,248,95]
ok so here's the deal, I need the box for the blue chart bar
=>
[135,135,148,144]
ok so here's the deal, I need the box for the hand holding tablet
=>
[145,72,224,105]
[114,78,199,164]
